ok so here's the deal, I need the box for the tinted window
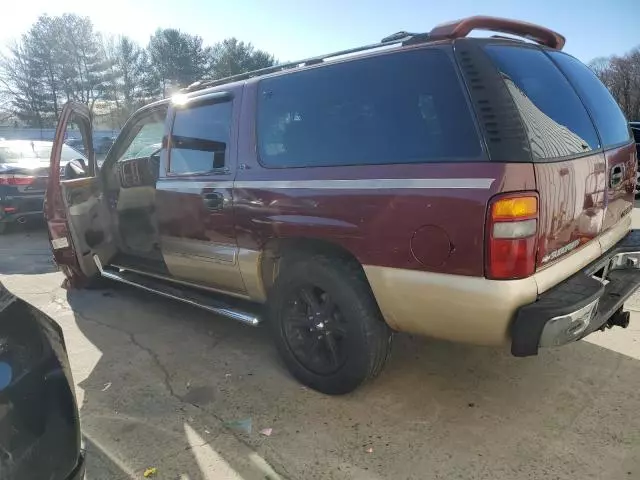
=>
[549,52,631,148]
[169,101,232,174]
[632,128,640,144]
[484,46,600,160]
[257,49,482,168]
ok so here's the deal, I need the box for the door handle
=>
[202,191,224,211]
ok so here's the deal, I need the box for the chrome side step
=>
[93,255,261,326]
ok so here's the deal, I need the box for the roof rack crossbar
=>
[182,32,426,93]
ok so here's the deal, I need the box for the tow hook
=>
[602,309,630,330]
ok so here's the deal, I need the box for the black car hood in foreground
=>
[0,283,84,480]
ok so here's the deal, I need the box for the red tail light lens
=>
[486,193,538,280]
[0,174,35,186]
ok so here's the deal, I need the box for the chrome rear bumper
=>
[512,230,640,356]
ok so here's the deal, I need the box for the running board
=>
[93,255,261,326]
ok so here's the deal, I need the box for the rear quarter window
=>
[257,48,483,168]
[484,45,600,160]
[549,51,631,149]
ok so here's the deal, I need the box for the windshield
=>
[0,141,85,164]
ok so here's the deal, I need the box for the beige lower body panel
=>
[161,236,247,294]
[364,213,633,346]
[364,266,538,346]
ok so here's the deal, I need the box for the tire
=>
[268,254,392,395]
[0,222,6,234]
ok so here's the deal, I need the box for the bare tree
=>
[590,47,640,121]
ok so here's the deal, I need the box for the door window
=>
[168,101,232,175]
[119,120,165,162]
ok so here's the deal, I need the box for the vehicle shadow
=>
[0,222,57,275]
[64,283,640,480]
[65,285,284,480]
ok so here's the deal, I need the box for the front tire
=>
[268,254,392,395]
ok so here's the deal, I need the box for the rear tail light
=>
[486,193,538,280]
[0,174,35,186]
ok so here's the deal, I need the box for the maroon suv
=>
[45,16,640,394]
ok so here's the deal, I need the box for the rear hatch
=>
[482,43,635,269]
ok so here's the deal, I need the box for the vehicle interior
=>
[71,106,168,271]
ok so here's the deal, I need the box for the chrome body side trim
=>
[234,178,496,190]
[155,178,495,192]
[156,180,234,193]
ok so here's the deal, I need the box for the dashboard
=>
[116,156,160,188]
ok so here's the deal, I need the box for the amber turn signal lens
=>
[491,196,537,220]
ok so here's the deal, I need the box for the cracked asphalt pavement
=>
[1,216,640,480]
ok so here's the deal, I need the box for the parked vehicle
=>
[93,135,116,155]
[0,281,85,479]
[0,140,88,233]
[64,138,86,154]
[631,122,640,196]
[45,16,640,394]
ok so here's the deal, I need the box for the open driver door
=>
[45,102,116,287]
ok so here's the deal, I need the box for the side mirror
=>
[63,159,87,180]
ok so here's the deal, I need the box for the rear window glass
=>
[632,127,640,144]
[549,51,631,148]
[257,49,483,168]
[484,45,600,160]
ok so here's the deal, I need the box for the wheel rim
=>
[282,284,348,375]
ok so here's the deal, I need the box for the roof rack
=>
[181,16,564,93]
[182,31,429,93]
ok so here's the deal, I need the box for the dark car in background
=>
[0,140,87,233]
[0,281,84,479]
[93,135,116,155]
[65,135,115,156]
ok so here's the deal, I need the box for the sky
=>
[2,0,638,64]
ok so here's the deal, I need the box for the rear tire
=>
[0,222,6,234]
[268,254,392,395]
